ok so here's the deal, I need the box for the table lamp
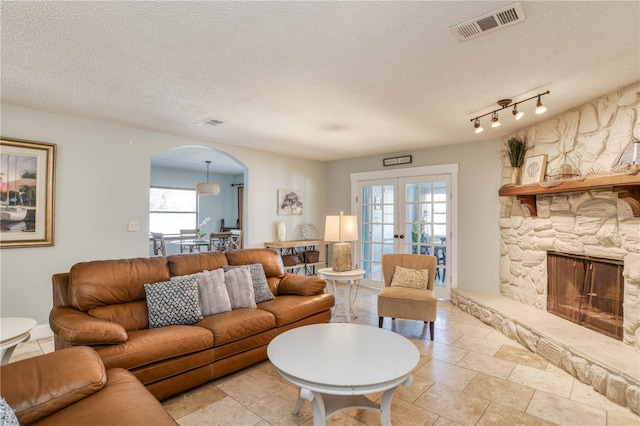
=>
[324,211,358,272]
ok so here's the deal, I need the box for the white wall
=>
[0,105,326,324]
[325,138,503,294]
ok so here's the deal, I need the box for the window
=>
[149,187,196,235]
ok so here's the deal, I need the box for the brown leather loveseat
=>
[49,249,335,400]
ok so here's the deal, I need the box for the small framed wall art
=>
[0,138,56,248]
[521,154,548,185]
[278,189,303,215]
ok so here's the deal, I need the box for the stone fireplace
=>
[498,82,640,352]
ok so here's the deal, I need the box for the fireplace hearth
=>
[547,251,624,340]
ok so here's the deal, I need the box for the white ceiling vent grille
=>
[451,3,526,41]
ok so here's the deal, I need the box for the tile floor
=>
[11,285,640,425]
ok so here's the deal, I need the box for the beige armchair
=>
[377,254,438,340]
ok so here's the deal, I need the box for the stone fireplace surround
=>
[453,82,640,415]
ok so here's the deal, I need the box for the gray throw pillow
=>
[224,267,257,309]
[224,264,275,303]
[0,397,19,426]
[144,277,203,328]
[172,269,232,316]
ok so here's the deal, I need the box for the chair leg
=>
[429,321,435,341]
[378,317,383,328]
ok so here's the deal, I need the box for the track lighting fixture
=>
[470,91,549,133]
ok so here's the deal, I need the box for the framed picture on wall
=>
[521,154,547,185]
[278,189,303,215]
[0,138,56,248]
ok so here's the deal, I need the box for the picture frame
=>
[521,154,547,185]
[278,189,303,215]
[1,138,56,248]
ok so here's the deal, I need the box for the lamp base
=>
[332,242,352,272]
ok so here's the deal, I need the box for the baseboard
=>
[29,323,53,340]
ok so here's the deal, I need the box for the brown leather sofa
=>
[0,346,177,425]
[49,249,334,400]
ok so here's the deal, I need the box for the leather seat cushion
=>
[196,308,276,346]
[94,325,213,370]
[257,293,335,327]
[33,368,177,426]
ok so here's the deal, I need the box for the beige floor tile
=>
[395,373,434,404]
[176,396,263,426]
[432,417,463,426]
[464,373,535,412]
[247,385,313,425]
[456,351,516,379]
[508,364,574,398]
[606,410,640,425]
[570,379,636,416]
[477,402,555,426]
[418,341,469,364]
[163,382,227,420]
[494,344,548,371]
[482,330,522,347]
[446,322,492,339]
[526,390,607,426]
[414,359,478,390]
[215,368,288,406]
[414,383,490,426]
[301,411,367,426]
[354,397,440,426]
[449,334,504,356]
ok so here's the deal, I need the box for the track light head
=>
[474,119,483,133]
[491,112,501,127]
[535,95,547,114]
[512,105,524,120]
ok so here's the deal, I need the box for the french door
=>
[352,165,456,299]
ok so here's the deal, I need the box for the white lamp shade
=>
[324,212,358,242]
[196,182,220,196]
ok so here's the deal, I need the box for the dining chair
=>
[227,230,242,251]
[150,232,166,256]
[179,229,201,253]
[377,254,438,340]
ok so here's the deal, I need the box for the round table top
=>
[317,268,366,279]
[1,317,36,345]
[267,323,419,389]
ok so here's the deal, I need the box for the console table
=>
[264,240,328,276]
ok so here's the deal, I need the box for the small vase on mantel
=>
[510,167,522,185]
[276,221,286,242]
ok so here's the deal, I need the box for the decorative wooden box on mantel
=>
[498,173,640,217]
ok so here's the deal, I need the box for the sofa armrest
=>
[277,273,327,296]
[50,306,128,345]
[0,346,107,425]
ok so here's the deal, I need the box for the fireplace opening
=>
[547,251,624,340]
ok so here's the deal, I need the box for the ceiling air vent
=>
[197,118,224,126]
[451,3,526,41]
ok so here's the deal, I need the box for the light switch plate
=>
[127,220,140,232]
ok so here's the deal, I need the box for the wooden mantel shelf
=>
[498,173,640,217]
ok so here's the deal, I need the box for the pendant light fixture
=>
[196,160,220,196]
[470,90,549,133]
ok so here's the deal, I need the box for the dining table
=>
[170,239,210,253]
[210,230,241,251]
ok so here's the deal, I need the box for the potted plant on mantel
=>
[504,137,529,184]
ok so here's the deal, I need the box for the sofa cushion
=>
[0,346,107,425]
[172,269,232,316]
[225,248,285,278]
[278,274,327,296]
[167,251,228,277]
[89,300,149,331]
[224,264,275,304]
[144,277,203,328]
[224,268,256,309]
[69,257,171,311]
[390,266,429,290]
[196,309,276,346]
[257,293,335,327]
[94,325,213,371]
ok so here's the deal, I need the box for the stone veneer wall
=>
[498,82,640,350]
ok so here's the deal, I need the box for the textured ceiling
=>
[2,1,639,172]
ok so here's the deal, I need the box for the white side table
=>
[317,268,365,323]
[1,317,37,364]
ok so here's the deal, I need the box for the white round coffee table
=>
[267,323,419,426]
[1,317,37,364]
